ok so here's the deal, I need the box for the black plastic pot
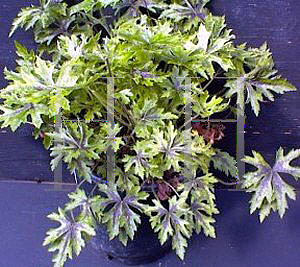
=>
[89,212,172,266]
[77,171,173,266]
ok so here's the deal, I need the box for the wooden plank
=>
[1,181,300,266]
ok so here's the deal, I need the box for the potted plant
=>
[1,0,300,266]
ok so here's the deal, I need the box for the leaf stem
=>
[114,114,131,128]
[105,58,113,78]
[89,184,98,197]
[76,178,86,189]
[178,113,200,131]
[70,210,75,222]
[163,180,180,198]
[151,183,160,201]
[216,178,243,186]
[184,0,198,18]
[120,102,135,126]
[99,8,112,37]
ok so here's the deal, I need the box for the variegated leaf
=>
[242,147,300,222]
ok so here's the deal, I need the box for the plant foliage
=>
[242,147,300,222]
[0,0,298,266]
[43,207,96,267]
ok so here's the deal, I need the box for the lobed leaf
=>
[43,207,96,267]
[242,147,300,222]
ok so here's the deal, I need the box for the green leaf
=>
[29,103,49,128]
[44,133,52,150]
[15,41,35,62]
[43,207,96,267]
[189,188,218,237]
[179,172,217,192]
[192,91,229,118]
[178,172,219,238]
[113,0,159,18]
[145,194,191,260]
[9,6,41,37]
[114,89,133,105]
[159,0,209,22]
[65,189,100,219]
[69,0,96,15]
[151,122,186,172]
[0,104,31,132]
[224,43,297,116]
[56,60,79,88]
[172,230,187,260]
[184,23,211,53]
[211,149,238,178]
[9,1,68,41]
[242,147,300,221]
[46,122,103,182]
[97,183,149,245]
[35,56,55,85]
[249,77,297,101]
[115,15,181,65]
[122,140,152,179]
[131,97,178,139]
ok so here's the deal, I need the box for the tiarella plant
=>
[1,0,300,266]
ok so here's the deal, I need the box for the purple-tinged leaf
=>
[96,183,149,245]
[242,147,300,222]
[43,207,95,266]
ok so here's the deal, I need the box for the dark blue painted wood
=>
[1,181,300,267]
